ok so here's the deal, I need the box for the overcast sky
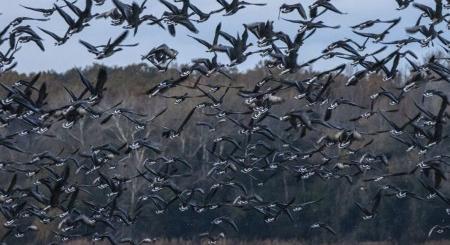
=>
[0,0,436,74]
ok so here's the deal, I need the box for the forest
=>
[1,62,449,244]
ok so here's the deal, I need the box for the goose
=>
[191,54,233,80]
[188,22,224,52]
[324,97,366,121]
[245,21,279,47]
[162,106,197,139]
[413,0,447,24]
[283,18,341,33]
[9,17,49,27]
[428,225,450,237]
[395,0,414,10]
[351,17,402,30]
[79,30,138,59]
[54,0,93,36]
[309,0,346,15]
[216,0,266,16]
[309,222,337,235]
[39,27,69,45]
[112,0,155,35]
[185,1,222,22]
[141,44,178,71]
[158,0,198,36]
[146,74,190,97]
[279,3,307,19]
[20,1,77,17]
[354,193,381,220]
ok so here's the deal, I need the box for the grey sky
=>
[1,0,432,74]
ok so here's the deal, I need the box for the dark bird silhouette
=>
[216,0,266,16]
[79,30,138,59]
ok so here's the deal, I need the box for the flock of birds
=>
[2,0,450,244]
